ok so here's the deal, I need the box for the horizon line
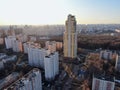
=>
[1,23,120,26]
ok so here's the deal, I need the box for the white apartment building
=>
[5,36,16,49]
[12,40,23,52]
[28,46,46,68]
[44,52,59,81]
[23,42,31,54]
[23,42,40,54]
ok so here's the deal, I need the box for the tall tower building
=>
[64,14,77,58]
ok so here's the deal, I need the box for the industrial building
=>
[63,14,77,58]
[44,52,59,81]
[5,68,42,90]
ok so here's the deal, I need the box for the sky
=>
[0,0,120,25]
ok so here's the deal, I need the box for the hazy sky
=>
[0,0,120,25]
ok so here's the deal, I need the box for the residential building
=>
[115,55,120,72]
[5,36,16,49]
[28,46,45,68]
[92,77,115,90]
[44,52,59,81]
[12,40,23,52]
[0,72,19,90]
[5,68,42,90]
[63,14,77,58]
[45,41,56,53]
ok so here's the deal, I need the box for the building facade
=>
[115,55,120,72]
[12,40,23,52]
[63,14,77,58]
[5,36,16,49]
[92,77,115,90]
[5,68,42,90]
[44,52,59,81]
[28,46,46,68]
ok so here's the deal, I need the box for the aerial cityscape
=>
[0,0,120,90]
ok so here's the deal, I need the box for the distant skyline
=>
[0,0,120,25]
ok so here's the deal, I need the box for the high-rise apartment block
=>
[0,72,20,90]
[23,42,41,54]
[92,77,115,90]
[115,55,120,72]
[44,52,59,81]
[5,36,24,52]
[5,68,42,90]
[5,36,16,49]
[63,14,77,58]
[12,40,23,52]
[28,46,45,68]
